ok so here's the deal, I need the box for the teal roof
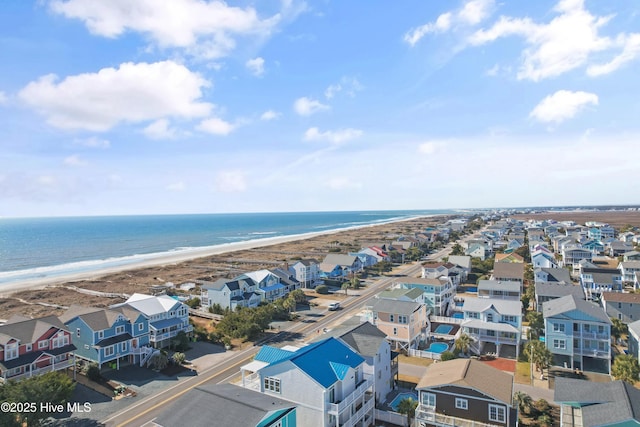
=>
[329,361,350,381]
[255,346,296,364]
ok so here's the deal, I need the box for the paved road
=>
[101,261,425,427]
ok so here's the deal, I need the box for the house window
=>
[489,404,506,423]
[553,339,566,349]
[618,302,622,309]
[104,346,114,357]
[76,328,81,337]
[121,342,127,352]
[5,343,18,360]
[115,325,125,335]
[26,344,32,352]
[390,314,395,322]
[398,315,408,324]
[393,327,398,335]
[38,340,48,349]
[329,386,335,403]
[98,331,104,339]
[487,313,493,322]
[553,323,565,333]
[421,392,436,407]
[138,323,144,332]
[264,377,281,393]
[52,333,69,349]
[455,398,468,410]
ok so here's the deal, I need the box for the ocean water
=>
[0,210,453,286]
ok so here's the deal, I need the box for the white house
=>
[461,298,522,358]
[288,259,321,288]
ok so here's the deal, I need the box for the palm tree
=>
[611,354,640,384]
[341,281,351,295]
[513,391,533,416]
[611,317,628,345]
[396,397,419,427]
[282,296,296,314]
[454,334,472,356]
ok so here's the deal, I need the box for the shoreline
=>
[0,214,439,297]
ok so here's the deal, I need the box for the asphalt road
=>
[101,261,426,427]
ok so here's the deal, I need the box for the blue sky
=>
[1,0,639,217]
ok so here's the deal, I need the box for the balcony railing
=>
[572,347,610,358]
[150,325,193,342]
[327,374,373,416]
[337,396,374,427]
[471,334,518,345]
[578,331,609,340]
[1,358,75,383]
[416,404,501,427]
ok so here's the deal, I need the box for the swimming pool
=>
[434,324,454,334]
[452,312,464,319]
[466,286,478,293]
[428,342,449,353]
[390,392,418,412]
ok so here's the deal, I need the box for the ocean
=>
[0,210,454,286]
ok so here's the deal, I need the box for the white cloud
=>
[197,117,235,135]
[0,91,8,105]
[214,170,247,192]
[468,0,615,81]
[166,181,186,191]
[143,119,177,140]
[74,136,110,148]
[293,97,330,116]
[19,61,212,131]
[404,0,494,46]
[417,141,446,154]
[50,0,281,60]
[63,154,88,166]
[324,77,363,99]
[304,127,363,145]
[260,110,280,121]
[529,90,598,124]
[246,57,265,76]
[587,33,640,76]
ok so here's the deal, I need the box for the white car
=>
[328,302,340,311]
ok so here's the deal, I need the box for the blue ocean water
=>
[0,210,453,286]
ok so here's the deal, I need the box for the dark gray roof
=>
[543,295,611,324]
[535,267,572,283]
[154,383,296,427]
[59,305,125,331]
[337,321,387,358]
[582,267,622,284]
[535,282,584,299]
[554,378,640,427]
[0,315,68,346]
[369,298,422,315]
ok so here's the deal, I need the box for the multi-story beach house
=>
[114,293,191,349]
[532,250,558,269]
[628,320,640,360]
[0,315,76,382]
[610,241,634,257]
[288,258,321,288]
[461,298,522,358]
[448,255,471,282]
[601,292,640,324]
[364,298,427,351]
[199,276,262,310]
[543,294,611,374]
[534,267,572,284]
[415,359,517,427]
[491,262,524,291]
[60,305,151,370]
[562,246,593,273]
[240,337,374,427]
[477,280,520,300]
[534,282,584,313]
[554,378,640,427]
[319,254,363,281]
[395,276,454,316]
[619,261,640,284]
[579,267,623,300]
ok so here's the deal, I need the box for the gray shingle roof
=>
[59,305,125,331]
[0,315,67,346]
[535,282,584,299]
[554,378,640,427]
[535,267,572,283]
[369,298,422,315]
[543,295,611,324]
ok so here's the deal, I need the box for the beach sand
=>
[0,215,447,319]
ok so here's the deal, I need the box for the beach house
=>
[534,282,584,312]
[477,280,520,300]
[319,254,363,281]
[395,276,454,316]
[199,277,262,310]
[601,292,640,323]
[240,338,374,427]
[364,298,427,351]
[534,267,572,284]
[579,267,624,300]
[288,259,321,288]
[114,293,191,349]
[0,315,76,382]
[461,298,522,358]
[619,261,640,284]
[415,359,517,427]
[543,294,611,374]
[628,320,640,360]
[60,305,150,370]
[491,262,524,290]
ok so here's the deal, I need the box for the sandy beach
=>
[0,215,446,319]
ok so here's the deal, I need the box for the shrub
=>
[87,363,102,382]
[439,351,456,361]
[172,352,186,365]
[185,297,200,309]
[315,285,329,294]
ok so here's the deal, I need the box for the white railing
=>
[430,316,464,324]
[327,375,373,415]
[241,372,261,391]
[2,359,75,382]
[374,409,407,426]
[416,404,500,427]
[150,325,193,342]
[573,348,609,358]
[579,331,609,340]
[339,397,374,427]
[470,334,518,346]
[409,348,442,360]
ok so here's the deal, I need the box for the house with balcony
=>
[491,262,524,289]
[623,251,640,262]
[609,241,634,257]
[60,304,152,370]
[628,320,640,360]
[534,282,584,313]
[199,277,262,311]
[619,261,640,284]
[465,243,488,260]
[395,276,453,316]
[153,383,297,427]
[601,292,640,324]
[316,321,396,405]
[554,378,640,427]
[579,268,623,300]
[562,246,593,273]
[0,315,76,383]
[114,293,191,349]
[461,298,522,358]
[288,259,322,288]
[543,294,612,374]
[448,255,471,282]
[320,254,363,281]
[477,280,520,300]
[240,337,374,427]
[364,298,427,351]
[240,269,299,302]
[582,240,605,255]
[415,359,517,427]
[534,267,572,285]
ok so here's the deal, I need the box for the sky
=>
[1,0,639,217]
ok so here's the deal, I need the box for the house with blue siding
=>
[59,305,151,370]
[628,320,640,361]
[543,294,611,374]
[395,276,454,316]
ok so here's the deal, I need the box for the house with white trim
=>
[461,298,522,358]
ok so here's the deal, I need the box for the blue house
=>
[59,305,151,370]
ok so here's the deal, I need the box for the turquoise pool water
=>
[428,342,449,353]
[452,312,464,319]
[434,324,454,334]
[390,392,418,411]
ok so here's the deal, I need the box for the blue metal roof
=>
[254,346,296,364]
